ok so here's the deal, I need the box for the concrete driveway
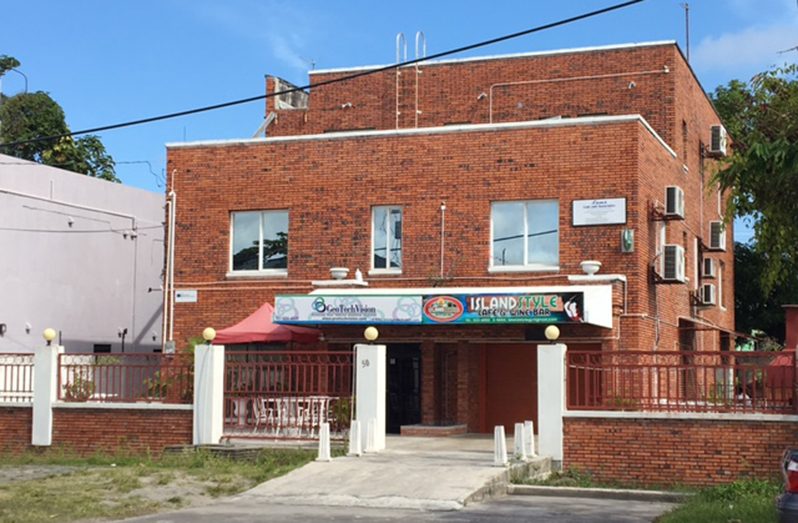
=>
[125,495,677,522]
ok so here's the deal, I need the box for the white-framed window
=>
[230,210,288,274]
[371,206,402,272]
[490,200,559,271]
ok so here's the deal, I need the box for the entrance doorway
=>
[483,343,537,434]
[386,344,421,433]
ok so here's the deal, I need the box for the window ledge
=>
[368,269,403,277]
[225,270,288,279]
[488,265,560,274]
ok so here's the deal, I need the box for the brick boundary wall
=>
[51,407,193,455]
[0,405,193,456]
[0,405,32,454]
[564,416,798,486]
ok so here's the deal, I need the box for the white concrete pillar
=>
[348,419,362,456]
[524,420,536,457]
[513,422,527,460]
[31,344,60,446]
[317,422,331,462]
[193,343,224,445]
[537,343,566,464]
[355,343,386,451]
[493,425,508,467]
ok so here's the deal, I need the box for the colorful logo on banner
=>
[421,293,584,324]
[423,296,464,323]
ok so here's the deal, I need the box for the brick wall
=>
[266,44,679,144]
[564,416,798,486]
[51,407,192,455]
[0,406,32,454]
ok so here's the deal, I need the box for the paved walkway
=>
[232,435,548,511]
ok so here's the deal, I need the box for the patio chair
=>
[252,397,277,434]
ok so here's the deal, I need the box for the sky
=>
[2,0,798,243]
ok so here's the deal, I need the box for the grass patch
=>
[0,448,315,523]
[657,479,781,523]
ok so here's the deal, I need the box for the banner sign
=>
[274,295,422,324]
[421,293,584,324]
[275,292,584,325]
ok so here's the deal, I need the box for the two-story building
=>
[165,41,734,435]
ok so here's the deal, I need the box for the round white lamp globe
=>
[43,328,57,343]
[202,327,217,343]
[364,326,379,342]
[544,325,560,341]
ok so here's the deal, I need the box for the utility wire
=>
[0,0,644,150]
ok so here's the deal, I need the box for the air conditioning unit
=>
[709,124,728,157]
[702,257,716,279]
[708,221,726,251]
[699,283,717,306]
[665,186,685,219]
[662,244,686,282]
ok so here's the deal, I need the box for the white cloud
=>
[187,1,318,73]
[693,20,798,73]
[693,0,798,74]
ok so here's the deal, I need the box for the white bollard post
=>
[348,420,362,456]
[538,343,566,465]
[355,343,386,451]
[364,418,377,453]
[193,343,225,445]
[493,425,508,467]
[317,422,332,462]
[32,343,60,446]
[524,420,536,457]
[513,422,527,460]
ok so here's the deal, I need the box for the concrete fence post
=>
[348,419,362,456]
[524,420,536,457]
[493,425,508,467]
[355,343,386,452]
[537,343,566,467]
[513,422,527,460]
[31,343,61,446]
[193,343,224,445]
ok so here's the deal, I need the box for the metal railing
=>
[0,353,34,403]
[224,351,354,439]
[58,353,193,403]
[567,350,796,414]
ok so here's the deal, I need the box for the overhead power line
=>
[0,0,645,150]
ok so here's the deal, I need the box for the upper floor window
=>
[230,210,288,273]
[372,206,402,272]
[491,200,559,270]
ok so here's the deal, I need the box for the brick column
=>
[456,341,470,426]
[420,341,436,425]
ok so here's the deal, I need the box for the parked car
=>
[777,449,798,522]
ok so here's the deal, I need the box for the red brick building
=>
[166,41,733,435]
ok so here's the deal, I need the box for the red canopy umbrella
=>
[214,302,320,345]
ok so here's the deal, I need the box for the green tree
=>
[0,55,118,182]
[734,242,798,341]
[711,65,798,291]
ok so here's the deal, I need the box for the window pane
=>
[526,200,559,266]
[262,211,288,269]
[232,212,260,271]
[389,208,402,269]
[373,207,388,269]
[492,202,524,266]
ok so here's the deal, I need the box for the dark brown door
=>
[483,344,537,434]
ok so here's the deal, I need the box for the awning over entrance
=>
[273,285,613,329]
[215,302,321,344]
